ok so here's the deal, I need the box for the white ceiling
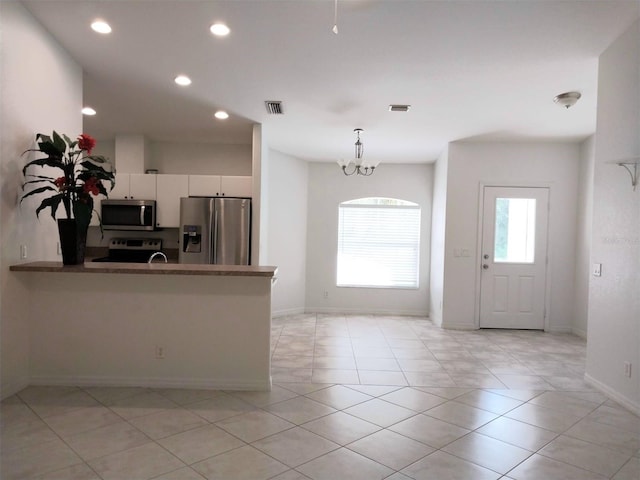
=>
[23,0,639,164]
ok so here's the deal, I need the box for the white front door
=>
[479,186,549,329]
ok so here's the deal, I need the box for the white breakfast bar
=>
[10,262,277,391]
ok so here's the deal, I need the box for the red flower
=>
[83,177,101,196]
[54,176,67,191]
[77,134,96,155]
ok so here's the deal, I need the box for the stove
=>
[92,238,163,263]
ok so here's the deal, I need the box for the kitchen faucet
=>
[147,251,168,263]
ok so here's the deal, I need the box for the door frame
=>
[474,182,553,331]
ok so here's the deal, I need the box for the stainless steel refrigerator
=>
[179,197,251,265]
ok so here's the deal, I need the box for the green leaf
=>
[23,174,56,182]
[22,157,64,175]
[85,155,112,165]
[20,185,57,202]
[36,133,52,143]
[62,133,77,149]
[96,182,109,197]
[35,194,63,220]
[34,137,63,158]
[51,131,67,154]
[79,161,115,179]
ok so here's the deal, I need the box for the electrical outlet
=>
[155,345,165,359]
[624,362,632,378]
[20,244,27,259]
[323,291,329,299]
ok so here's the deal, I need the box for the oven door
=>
[101,200,156,231]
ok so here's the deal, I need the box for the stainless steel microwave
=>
[101,199,156,231]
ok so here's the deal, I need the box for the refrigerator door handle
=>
[212,208,219,264]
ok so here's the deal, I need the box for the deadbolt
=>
[483,254,490,259]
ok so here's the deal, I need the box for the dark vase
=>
[57,218,88,265]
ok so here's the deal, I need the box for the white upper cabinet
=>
[156,174,188,228]
[188,175,252,198]
[110,173,156,200]
[129,174,157,199]
[188,175,222,196]
[220,176,252,197]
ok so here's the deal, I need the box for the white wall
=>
[267,150,308,316]
[429,147,449,327]
[442,141,580,331]
[92,139,252,176]
[586,20,639,414]
[573,136,595,338]
[305,163,433,316]
[0,1,83,398]
[149,142,252,176]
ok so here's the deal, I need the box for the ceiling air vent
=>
[389,104,411,112]
[265,101,284,115]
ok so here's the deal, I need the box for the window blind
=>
[337,202,421,288]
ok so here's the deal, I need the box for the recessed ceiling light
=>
[214,110,229,120]
[174,75,192,86]
[82,107,97,116]
[210,23,230,36]
[91,20,112,34]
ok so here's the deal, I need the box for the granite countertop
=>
[10,261,278,277]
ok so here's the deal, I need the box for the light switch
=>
[592,263,602,277]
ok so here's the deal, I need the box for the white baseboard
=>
[584,373,640,416]
[572,327,587,339]
[306,307,428,317]
[546,326,573,334]
[272,307,306,318]
[429,311,442,328]
[28,375,272,392]
[1,378,30,400]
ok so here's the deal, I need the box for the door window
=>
[493,197,536,263]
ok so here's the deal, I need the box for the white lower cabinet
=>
[156,174,188,228]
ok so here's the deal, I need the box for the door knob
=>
[482,264,489,269]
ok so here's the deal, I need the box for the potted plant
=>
[21,131,115,265]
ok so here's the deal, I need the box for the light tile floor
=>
[2,314,639,479]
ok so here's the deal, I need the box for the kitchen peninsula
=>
[10,262,277,391]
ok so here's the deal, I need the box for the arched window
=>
[337,197,421,288]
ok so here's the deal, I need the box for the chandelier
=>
[337,128,378,176]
